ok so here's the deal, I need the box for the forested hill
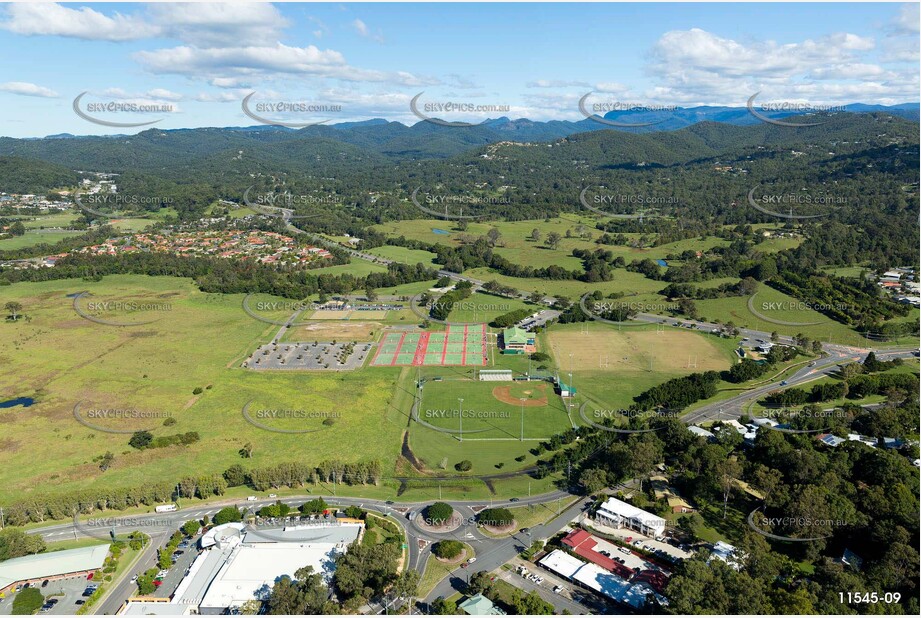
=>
[0,109,918,171]
[0,156,82,193]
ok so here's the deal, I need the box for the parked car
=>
[41,580,49,587]
[467,557,477,564]
[74,600,85,606]
[268,493,277,498]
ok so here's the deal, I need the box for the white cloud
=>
[147,3,289,47]
[0,3,157,41]
[893,2,920,34]
[0,81,59,98]
[352,18,384,43]
[526,79,592,88]
[134,43,433,87]
[643,27,916,105]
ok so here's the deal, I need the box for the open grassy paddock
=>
[539,321,738,412]
[0,275,407,506]
[546,323,732,375]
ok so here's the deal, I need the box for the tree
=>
[393,569,420,604]
[454,460,472,472]
[128,430,153,449]
[181,520,200,536]
[431,596,457,614]
[530,228,541,242]
[545,232,562,250]
[477,508,514,527]
[514,590,554,615]
[486,228,501,246]
[770,331,779,342]
[240,442,254,458]
[4,301,23,321]
[12,588,44,615]
[528,291,544,304]
[223,464,247,487]
[0,527,46,561]
[213,506,242,525]
[716,458,742,519]
[467,570,493,595]
[580,467,609,493]
[432,540,464,560]
[301,498,328,514]
[426,502,454,525]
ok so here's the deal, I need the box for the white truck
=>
[155,504,178,513]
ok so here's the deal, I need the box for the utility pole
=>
[458,397,464,442]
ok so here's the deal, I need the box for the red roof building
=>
[562,529,635,579]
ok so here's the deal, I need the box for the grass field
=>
[305,260,389,277]
[0,276,407,505]
[281,321,384,342]
[417,379,571,440]
[695,284,920,347]
[546,325,731,375]
[0,229,84,249]
[364,245,438,266]
[447,292,532,325]
[538,321,738,412]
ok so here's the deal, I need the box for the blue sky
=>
[0,2,918,137]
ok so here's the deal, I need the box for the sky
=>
[0,1,918,137]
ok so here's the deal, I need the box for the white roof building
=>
[595,497,666,538]
[688,426,715,440]
[710,541,743,570]
[539,550,667,609]
[141,522,362,615]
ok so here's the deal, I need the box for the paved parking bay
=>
[591,522,692,562]
[0,574,98,615]
[244,341,373,371]
[150,537,203,599]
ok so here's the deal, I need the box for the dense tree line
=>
[0,459,382,527]
[1,251,437,300]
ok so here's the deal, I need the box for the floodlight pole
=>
[520,397,526,441]
[458,398,464,442]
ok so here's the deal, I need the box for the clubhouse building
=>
[500,326,535,354]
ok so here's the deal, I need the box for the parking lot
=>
[244,341,373,371]
[0,573,99,615]
[150,537,203,599]
[516,309,560,331]
[591,522,692,562]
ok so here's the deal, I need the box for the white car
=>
[467,557,476,564]
[247,496,258,501]
[268,494,277,498]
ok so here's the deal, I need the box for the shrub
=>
[432,540,464,560]
[192,387,204,395]
[426,502,454,524]
[454,460,472,472]
[12,588,44,615]
[477,507,514,528]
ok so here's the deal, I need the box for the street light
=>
[458,397,464,443]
